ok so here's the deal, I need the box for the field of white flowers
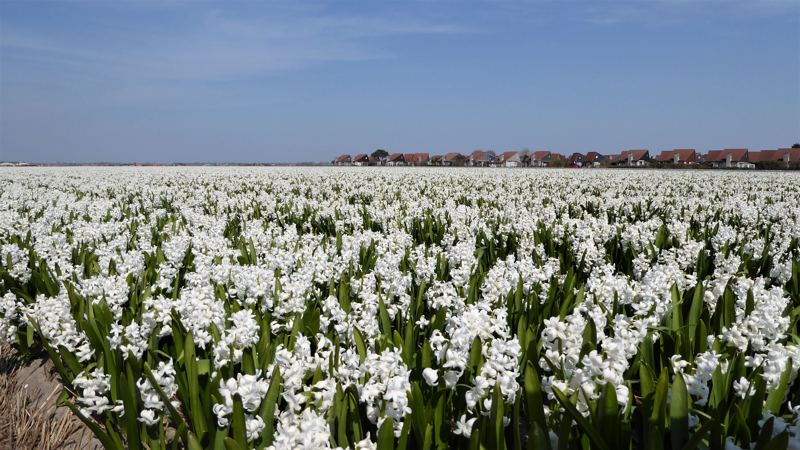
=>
[1,167,799,450]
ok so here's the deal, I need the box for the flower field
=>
[1,167,799,450]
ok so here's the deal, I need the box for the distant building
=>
[585,152,606,167]
[468,150,497,167]
[334,154,352,166]
[749,148,800,165]
[352,153,369,166]
[655,149,698,164]
[620,149,650,166]
[410,152,430,166]
[443,152,467,166]
[548,153,567,165]
[430,155,444,165]
[387,153,405,166]
[530,150,552,167]
[705,149,749,168]
[569,153,586,167]
[500,151,523,167]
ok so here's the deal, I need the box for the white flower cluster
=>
[1,167,799,448]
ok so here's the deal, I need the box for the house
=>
[387,153,405,166]
[334,154,352,166]
[784,148,800,163]
[748,148,800,167]
[500,151,524,167]
[548,153,567,166]
[705,149,749,168]
[530,150,552,167]
[411,152,430,166]
[430,155,444,166]
[655,149,698,165]
[748,149,783,164]
[468,150,497,167]
[620,149,650,166]
[443,152,467,166]
[569,153,586,167]
[585,152,606,167]
[352,154,369,166]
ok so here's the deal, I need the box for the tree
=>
[372,149,389,159]
[792,143,800,148]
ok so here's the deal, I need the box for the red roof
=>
[549,153,566,162]
[749,148,800,163]
[501,151,519,161]
[655,149,697,163]
[414,152,430,162]
[388,153,404,162]
[353,153,368,162]
[748,150,783,163]
[706,148,748,163]
[444,152,465,161]
[334,154,351,163]
[620,149,649,161]
[532,150,551,160]
[585,152,604,162]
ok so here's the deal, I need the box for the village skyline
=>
[332,145,800,170]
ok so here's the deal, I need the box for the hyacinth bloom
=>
[0,166,798,449]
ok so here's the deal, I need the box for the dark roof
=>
[444,152,465,161]
[334,154,351,163]
[569,153,585,162]
[388,153,404,162]
[353,153,369,161]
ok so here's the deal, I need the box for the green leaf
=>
[409,382,428,446]
[687,285,704,349]
[670,372,689,450]
[64,400,121,450]
[551,386,610,450]
[231,394,247,445]
[489,384,505,450]
[524,363,550,450]
[121,363,142,450]
[378,417,395,450]
[648,368,669,450]
[353,328,367,363]
[257,366,282,449]
[597,383,620,449]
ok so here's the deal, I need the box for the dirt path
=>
[0,344,101,450]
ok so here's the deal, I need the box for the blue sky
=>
[1,0,798,163]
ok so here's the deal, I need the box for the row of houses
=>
[333,147,800,169]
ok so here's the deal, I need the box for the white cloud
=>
[1,6,466,82]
